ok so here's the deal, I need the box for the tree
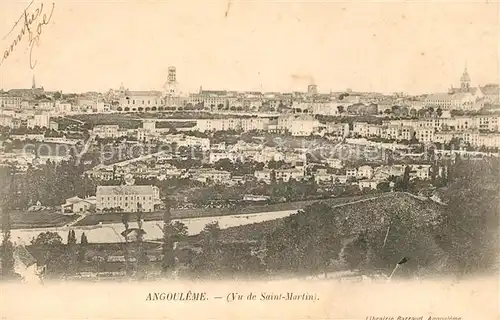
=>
[78,232,88,263]
[437,158,500,275]
[342,232,369,270]
[31,232,63,246]
[189,222,222,278]
[436,108,443,118]
[394,166,411,191]
[337,105,344,114]
[67,230,76,245]
[376,182,391,192]
[0,167,16,280]
[264,203,342,274]
[162,204,175,273]
[80,232,88,245]
[121,212,130,231]
[0,206,15,280]
[169,221,188,242]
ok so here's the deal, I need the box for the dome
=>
[461,68,471,82]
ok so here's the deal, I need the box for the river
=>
[7,209,297,244]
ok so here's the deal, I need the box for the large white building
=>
[26,113,50,128]
[163,134,211,151]
[188,169,231,184]
[96,185,160,213]
[120,91,163,109]
[0,95,22,109]
[93,125,124,139]
[277,114,322,136]
[424,67,484,111]
[195,117,269,132]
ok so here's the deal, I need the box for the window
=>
[125,197,128,200]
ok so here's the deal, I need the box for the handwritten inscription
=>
[0,0,55,69]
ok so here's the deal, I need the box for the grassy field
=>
[10,211,78,229]
[69,114,143,129]
[74,194,375,227]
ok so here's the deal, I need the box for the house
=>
[96,185,161,213]
[254,169,273,183]
[326,158,343,169]
[190,169,231,184]
[92,125,124,139]
[409,164,431,180]
[274,168,305,182]
[358,180,379,190]
[346,168,357,178]
[61,196,96,215]
[357,165,374,179]
[209,151,238,164]
[314,170,334,184]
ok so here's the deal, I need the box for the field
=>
[10,210,78,229]
[68,114,142,129]
[74,194,374,227]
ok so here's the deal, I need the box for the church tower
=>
[163,66,178,96]
[460,66,471,91]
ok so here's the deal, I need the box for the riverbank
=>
[9,193,388,230]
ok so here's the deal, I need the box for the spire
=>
[32,74,36,89]
[460,62,471,91]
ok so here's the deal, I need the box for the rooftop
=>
[96,185,157,195]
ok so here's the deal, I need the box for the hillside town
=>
[0,65,498,283]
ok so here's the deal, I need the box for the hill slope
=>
[219,192,448,277]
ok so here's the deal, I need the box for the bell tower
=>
[164,66,178,96]
[460,65,471,91]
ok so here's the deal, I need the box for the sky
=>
[0,0,498,94]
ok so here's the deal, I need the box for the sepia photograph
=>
[0,0,498,319]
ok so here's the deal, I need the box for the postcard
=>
[0,0,498,319]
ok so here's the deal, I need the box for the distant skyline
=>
[0,0,498,94]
